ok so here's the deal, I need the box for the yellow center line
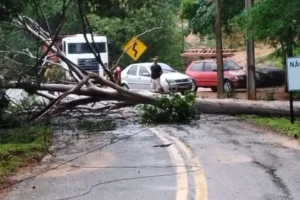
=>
[150,128,188,200]
[156,127,208,200]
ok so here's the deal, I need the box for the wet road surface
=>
[4,115,300,200]
[159,115,300,200]
[4,124,180,200]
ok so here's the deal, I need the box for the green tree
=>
[0,0,29,21]
[88,0,184,69]
[236,0,300,58]
[181,0,244,37]
[235,0,300,91]
[0,0,184,72]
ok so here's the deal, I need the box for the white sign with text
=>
[287,57,300,91]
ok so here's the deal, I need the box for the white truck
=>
[43,34,109,81]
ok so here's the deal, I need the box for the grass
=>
[0,125,51,184]
[256,45,300,69]
[242,115,300,138]
[256,53,283,68]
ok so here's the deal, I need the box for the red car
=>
[185,59,246,92]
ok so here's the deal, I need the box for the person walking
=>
[150,57,163,92]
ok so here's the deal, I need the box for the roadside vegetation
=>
[0,125,51,183]
[137,92,199,124]
[256,44,300,69]
[256,52,283,68]
[242,116,300,139]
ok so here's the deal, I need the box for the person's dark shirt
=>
[150,64,163,79]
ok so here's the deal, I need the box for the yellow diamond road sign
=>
[123,37,147,61]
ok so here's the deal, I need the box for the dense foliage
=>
[0,0,184,74]
[137,93,199,124]
[88,0,184,68]
[181,0,244,37]
[235,0,300,58]
[0,0,28,21]
[181,0,300,62]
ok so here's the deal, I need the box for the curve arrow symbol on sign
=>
[132,42,138,58]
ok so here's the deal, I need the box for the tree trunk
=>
[284,29,295,93]
[194,98,300,117]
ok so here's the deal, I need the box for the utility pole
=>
[215,0,224,98]
[246,0,256,100]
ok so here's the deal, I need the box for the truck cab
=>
[43,34,109,81]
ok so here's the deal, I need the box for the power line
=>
[0,126,153,190]
[59,163,201,169]
[56,169,201,200]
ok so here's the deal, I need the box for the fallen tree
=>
[1,3,299,120]
[194,99,300,117]
[2,78,300,117]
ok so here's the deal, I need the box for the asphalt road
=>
[4,115,300,200]
[160,115,300,200]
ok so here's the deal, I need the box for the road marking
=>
[150,128,188,200]
[156,127,208,200]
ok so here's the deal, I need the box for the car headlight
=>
[167,79,176,83]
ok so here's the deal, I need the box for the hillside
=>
[184,33,275,67]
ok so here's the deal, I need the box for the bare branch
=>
[22,16,50,38]
[0,50,37,59]
[0,4,165,118]
[35,91,57,100]
[14,0,75,82]
[77,1,114,82]
[35,74,92,120]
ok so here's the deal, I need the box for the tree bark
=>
[3,78,300,117]
[52,97,300,117]
[194,98,300,117]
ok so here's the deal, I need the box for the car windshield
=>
[68,42,106,54]
[224,61,241,70]
[159,63,176,73]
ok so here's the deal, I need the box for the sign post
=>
[289,92,294,124]
[123,37,147,61]
[286,57,300,124]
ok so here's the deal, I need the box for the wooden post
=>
[215,0,224,98]
[245,0,256,100]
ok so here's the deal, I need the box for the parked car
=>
[121,62,195,92]
[255,66,285,87]
[185,59,247,92]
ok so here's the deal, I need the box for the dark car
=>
[255,66,285,87]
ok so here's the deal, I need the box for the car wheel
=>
[224,80,233,93]
[122,84,129,89]
[191,79,198,93]
[211,87,217,92]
